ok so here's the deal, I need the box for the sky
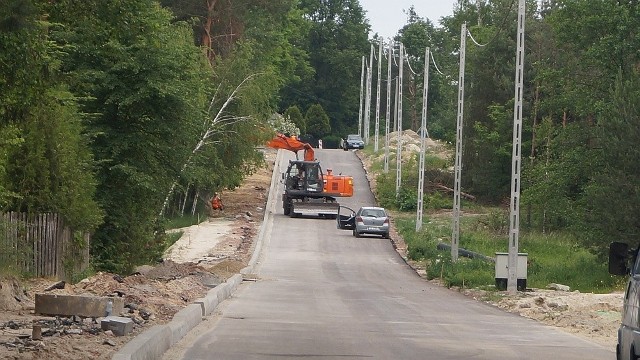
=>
[359,0,458,39]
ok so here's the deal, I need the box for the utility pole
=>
[375,40,382,152]
[365,44,374,144]
[384,41,392,173]
[395,42,404,197]
[452,23,467,262]
[508,0,526,293]
[416,47,430,232]
[358,56,365,137]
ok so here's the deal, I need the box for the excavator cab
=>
[284,161,323,194]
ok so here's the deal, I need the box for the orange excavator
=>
[267,134,354,218]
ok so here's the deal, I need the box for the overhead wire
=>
[403,47,419,76]
[430,51,445,76]
[466,0,517,48]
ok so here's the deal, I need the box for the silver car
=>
[337,206,390,238]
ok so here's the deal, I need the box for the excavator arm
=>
[266,134,315,161]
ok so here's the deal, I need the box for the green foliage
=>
[284,105,306,134]
[0,1,102,231]
[395,212,621,292]
[165,213,206,230]
[305,104,331,138]
[574,74,640,255]
[397,187,417,211]
[423,192,452,210]
[41,0,215,273]
[280,0,369,135]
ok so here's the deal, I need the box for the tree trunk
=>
[203,0,218,63]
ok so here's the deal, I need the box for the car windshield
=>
[347,135,362,141]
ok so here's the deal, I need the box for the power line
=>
[466,0,517,48]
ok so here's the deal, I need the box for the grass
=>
[165,212,207,230]
[158,212,204,257]
[394,211,624,293]
[362,137,625,294]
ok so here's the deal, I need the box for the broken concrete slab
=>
[35,294,124,318]
[100,316,134,336]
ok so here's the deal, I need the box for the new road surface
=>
[162,148,613,360]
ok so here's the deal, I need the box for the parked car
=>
[337,206,389,238]
[342,134,364,150]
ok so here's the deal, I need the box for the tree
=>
[0,0,102,231]
[305,104,331,139]
[44,0,214,272]
[280,0,370,135]
[576,74,640,254]
[284,105,306,134]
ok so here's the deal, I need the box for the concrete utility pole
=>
[451,23,467,262]
[365,44,374,144]
[358,56,365,137]
[375,40,382,152]
[416,47,430,232]
[508,0,526,293]
[384,41,392,173]
[395,43,404,197]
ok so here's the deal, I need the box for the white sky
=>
[359,0,458,39]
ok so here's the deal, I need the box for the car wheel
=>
[383,232,389,239]
[353,229,360,238]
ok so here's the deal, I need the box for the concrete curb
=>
[111,325,171,360]
[241,148,282,276]
[168,304,203,345]
[111,149,282,360]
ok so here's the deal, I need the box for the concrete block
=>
[35,294,124,318]
[240,265,253,275]
[101,316,134,336]
[194,295,219,316]
[216,283,231,303]
[193,298,206,316]
[228,274,242,292]
[111,324,171,360]
[207,286,221,300]
[168,304,202,345]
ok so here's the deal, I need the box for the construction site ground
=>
[0,144,623,359]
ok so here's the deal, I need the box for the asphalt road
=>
[166,148,614,360]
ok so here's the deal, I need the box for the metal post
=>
[416,47,430,232]
[358,56,365,137]
[384,41,392,173]
[396,43,404,197]
[375,40,382,152]
[452,23,467,262]
[508,0,526,293]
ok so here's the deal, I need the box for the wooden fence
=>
[0,212,89,281]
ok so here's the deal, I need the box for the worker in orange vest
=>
[211,192,224,211]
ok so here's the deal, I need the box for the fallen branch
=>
[433,184,476,201]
